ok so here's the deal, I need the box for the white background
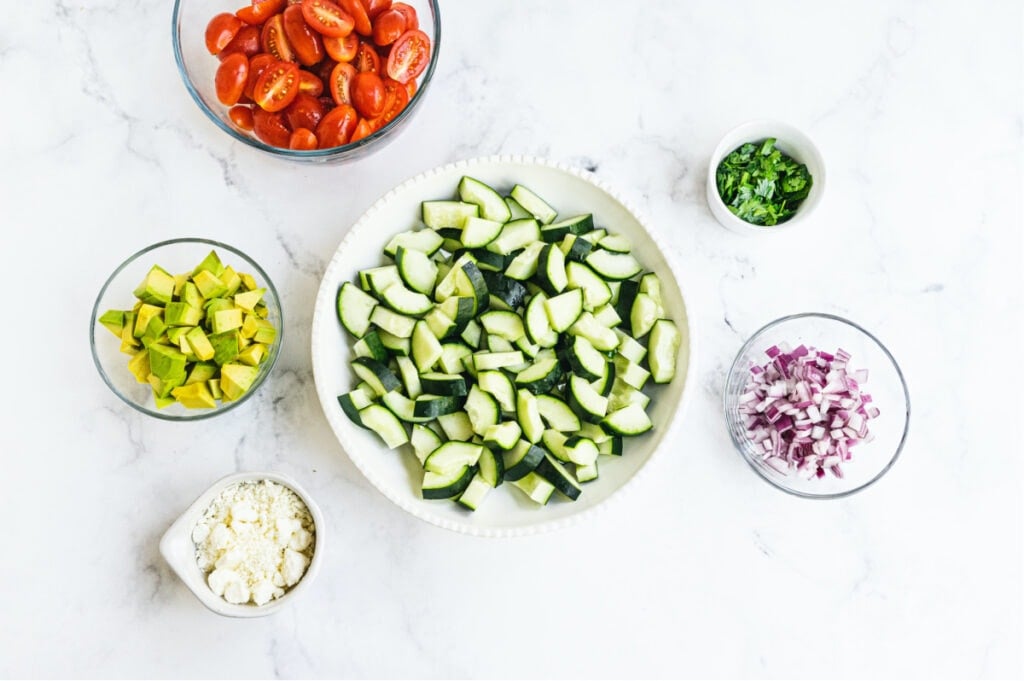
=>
[1,0,1021,678]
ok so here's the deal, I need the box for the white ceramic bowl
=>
[159,471,324,617]
[706,120,826,234]
[311,155,694,537]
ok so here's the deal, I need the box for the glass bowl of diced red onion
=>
[724,313,910,498]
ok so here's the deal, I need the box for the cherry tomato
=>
[237,0,286,24]
[300,0,355,38]
[316,104,358,147]
[254,61,301,112]
[285,93,326,130]
[350,117,373,143]
[228,104,255,131]
[206,13,243,54]
[350,71,385,118]
[329,62,357,105]
[391,3,417,30]
[365,0,392,19]
[261,14,296,62]
[404,77,416,99]
[337,0,371,36]
[215,53,250,105]
[253,108,292,146]
[386,29,429,84]
[244,53,277,99]
[282,5,325,66]
[369,76,408,129]
[354,40,380,73]
[289,128,319,150]
[324,32,359,62]
[371,8,405,46]
[219,25,261,60]
[298,70,324,96]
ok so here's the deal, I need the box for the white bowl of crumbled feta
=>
[159,472,324,617]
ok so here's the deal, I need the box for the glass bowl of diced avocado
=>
[90,238,283,420]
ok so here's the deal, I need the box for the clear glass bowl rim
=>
[89,236,284,422]
[170,0,442,159]
[723,312,911,499]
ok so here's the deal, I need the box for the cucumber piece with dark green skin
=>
[422,465,475,499]
[486,218,542,255]
[536,243,568,295]
[524,292,558,348]
[337,282,377,338]
[422,200,479,229]
[565,335,607,381]
[576,460,599,483]
[465,384,500,436]
[480,310,526,342]
[481,271,527,310]
[337,388,374,429]
[460,216,504,248]
[514,358,563,395]
[540,214,594,242]
[566,261,612,311]
[351,357,401,395]
[384,229,445,257]
[478,446,504,487]
[613,279,640,322]
[439,296,475,335]
[413,394,464,419]
[419,372,468,397]
[460,249,507,272]
[535,452,582,500]
[510,185,557,225]
[601,403,653,436]
[458,176,512,223]
[411,423,443,465]
[536,394,581,431]
[352,330,387,362]
[425,441,485,475]
[567,374,609,424]
[562,435,600,465]
[453,260,490,315]
[358,404,409,449]
[585,249,643,281]
[560,234,594,263]
[501,440,546,481]
[598,435,623,456]
[395,246,439,296]
[381,391,434,423]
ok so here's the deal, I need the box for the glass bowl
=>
[724,313,909,498]
[171,0,440,163]
[90,237,283,421]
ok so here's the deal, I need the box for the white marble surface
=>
[2,0,1021,677]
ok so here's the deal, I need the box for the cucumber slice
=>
[535,452,582,500]
[412,320,443,372]
[565,335,606,381]
[336,282,377,338]
[472,351,525,371]
[614,354,651,390]
[422,465,475,500]
[439,296,475,334]
[458,176,512,223]
[540,214,593,242]
[483,421,521,450]
[453,261,489,315]
[377,328,411,356]
[381,391,433,423]
[353,330,387,362]
[593,303,622,328]
[460,318,483,349]
[648,319,681,384]
[598,234,631,253]
[502,440,546,481]
[411,423,443,465]
[395,247,439,295]
[536,243,567,295]
[360,265,401,294]
[351,357,401,395]
[602,403,653,436]
[585,250,643,281]
[560,233,594,263]
[425,441,484,474]
[478,447,504,487]
[524,292,558,347]
[384,229,444,257]
[505,196,531,220]
[461,216,504,248]
[465,384,499,436]
[578,421,612,444]
[464,248,507,272]
[516,389,544,444]
[614,279,640,322]
[358,404,409,449]
[438,342,473,373]
[337,388,374,429]
[480,310,525,342]
[422,200,478,229]
[379,281,433,317]
[608,378,651,411]
[481,271,527,309]
[576,460,599,483]
[510,471,555,505]
[568,312,618,351]
[542,429,570,461]
[395,355,423,398]
[514,358,563,395]
[563,435,600,465]
[580,228,607,243]
[504,241,546,280]
[413,394,462,419]
[598,436,623,456]
[486,218,541,255]
[486,335,515,353]
[565,261,612,310]
[419,372,467,396]
[437,410,474,440]
[567,374,609,424]
[639,273,665,310]
[370,306,417,338]
[510,185,557,225]
[457,473,493,511]
[630,292,659,338]
[477,370,516,412]
[536,394,581,432]
[424,308,457,340]
[543,288,583,333]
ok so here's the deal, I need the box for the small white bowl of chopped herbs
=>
[160,471,324,617]
[707,120,825,234]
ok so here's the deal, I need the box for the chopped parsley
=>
[715,138,813,226]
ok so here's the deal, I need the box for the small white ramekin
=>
[706,120,826,235]
[159,471,324,618]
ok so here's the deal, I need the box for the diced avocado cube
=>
[237,343,265,367]
[253,319,277,345]
[166,326,190,345]
[171,382,217,409]
[254,302,269,319]
[133,265,176,305]
[203,297,233,326]
[208,378,223,400]
[238,335,251,349]
[233,288,266,312]
[141,315,167,346]
[133,304,163,338]
[211,308,244,334]
[148,343,187,380]
[165,302,202,327]
[99,310,126,338]
[120,311,139,353]
[193,270,228,299]
[182,281,203,309]
[220,363,260,401]
[186,362,218,385]
[177,333,195,358]
[147,370,186,399]
[127,349,151,383]
[186,326,216,362]
[220,266,242,296]
[239,272,258,291]
[192,250,225,277]
[153,394,177,409]
[209,330,240,366]
[173,273,189,297]
[241,314,259,339]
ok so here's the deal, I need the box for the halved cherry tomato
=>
[371,8,405,46]
[324,33,359,62]
[337,0,372,36]
[404,77,416,100]
[215,53,250,105]
[285,93,326,130]
[219,25,261,60]
[350,71,385,118]
[354,40,380,73]
[329,62,357,105]
[228,104,255,131]
[366,0,392,19]
[350,117,373,142]
[289,128,319,150]
[300,0,355,38]
[237,0,287,24]
[298,70,324,96]
[253,61,301,112]
[206,13,243,54]
[253,108,292,146]
[261,14,296,62]
[316,104,358,148]
[368,76,408,130]
[391,3,417,30]
[244,53,277,99]
[282,5,325,66]
[386,29,429,84]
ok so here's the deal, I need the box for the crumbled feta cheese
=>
[193,480,315,607]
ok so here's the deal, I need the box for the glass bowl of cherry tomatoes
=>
[172,0,439,163]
